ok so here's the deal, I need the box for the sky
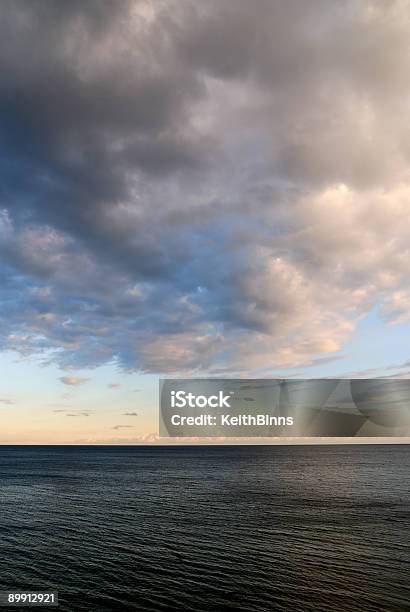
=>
[1,0,410,443]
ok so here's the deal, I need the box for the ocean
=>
[0,445,408,611]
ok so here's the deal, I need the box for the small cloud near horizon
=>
[60,376,89,386]
[108,383,120,389]
[0,399,16,405]
[123,412,138,416]
[112,425,133,430]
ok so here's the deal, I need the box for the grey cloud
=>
[1,1,410,374]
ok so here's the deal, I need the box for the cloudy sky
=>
[1,0,410,442]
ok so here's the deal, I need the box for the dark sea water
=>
[0,445,408,612]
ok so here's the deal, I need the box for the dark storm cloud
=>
[1,1,410,373]
[0,0,207,274]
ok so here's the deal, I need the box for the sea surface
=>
[0,445,408,611]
